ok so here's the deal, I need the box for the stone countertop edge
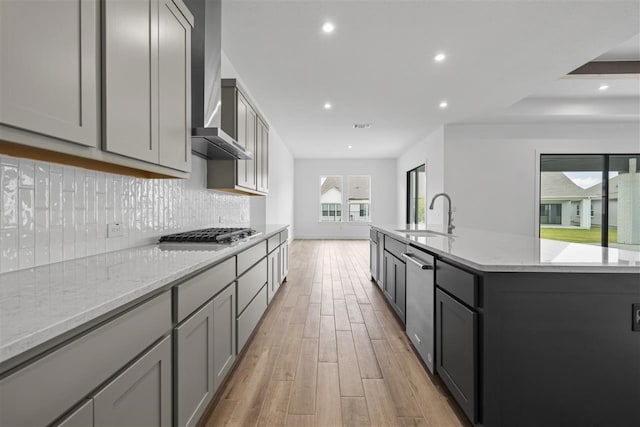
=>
[0,224,289,369]
[371,224,640,274]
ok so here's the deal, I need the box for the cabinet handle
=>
[401,253,434,270]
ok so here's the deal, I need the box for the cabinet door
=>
[0,0,98,147]
[103,0,158,163]
[212,284,236,391]
[436,288,477,423]
[175,303,214,427]
[383,251,396,302]
[267,249,280,304]
[256,118,269,193]
[370,240,378,282]
[376,233,385,290]
[395,257,406,323]
[279,241,289,284]
[94,335,172,427]
[158,0,191,172]
[236,93,257,190]
[54,400,94,427]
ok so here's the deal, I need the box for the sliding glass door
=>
[540,154,639,251]
[406,164,426,225]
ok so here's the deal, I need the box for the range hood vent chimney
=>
[185,0,252,160]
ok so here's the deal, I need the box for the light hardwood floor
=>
[203,240,471,427]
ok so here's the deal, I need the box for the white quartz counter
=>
[0,225,287,367]
[373,224,640,273]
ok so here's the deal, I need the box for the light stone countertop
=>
[0,224,287,368]
[374,224,640,273]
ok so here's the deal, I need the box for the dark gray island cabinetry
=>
[481,272,640,427]
[371,224,640,427]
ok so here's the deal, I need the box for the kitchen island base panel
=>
[483,272,640,427]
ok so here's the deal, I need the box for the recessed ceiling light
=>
[434,53,446,62]
[353,123,371,129]
[599,84,609,91]
[439,101,448,109]
[324,102,332,110]
[348,145,353,149]
[322,22,335,33]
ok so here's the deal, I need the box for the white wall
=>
[294,159,396,239]
[396,127,445,225]
[265,128,295,237]
[443,122,640,236]
[222,51,295,237]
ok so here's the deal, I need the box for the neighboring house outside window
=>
[539,154,639,251]
[320,176,343,222]
[347,176,371,222]
[319,175,371,222]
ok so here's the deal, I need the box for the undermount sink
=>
[395,229,456,238]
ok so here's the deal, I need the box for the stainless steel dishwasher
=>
[402,246,436,373]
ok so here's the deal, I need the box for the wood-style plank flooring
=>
[203,240,471,427]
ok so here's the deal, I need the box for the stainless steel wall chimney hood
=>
[186,0,252,160]
[192,128,252,160]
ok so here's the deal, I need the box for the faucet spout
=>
[429,193,455,234]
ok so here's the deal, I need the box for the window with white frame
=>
[347,175,371,222]
[319,176,343,221]
[319,175,371,222]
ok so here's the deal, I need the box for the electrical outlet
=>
[107,222,124,238]
[633,304,640,332]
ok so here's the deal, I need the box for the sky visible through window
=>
[563,171,618,189]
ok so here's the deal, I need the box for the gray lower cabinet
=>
[435,288,477,423]
[54,400,94,427]
[267,249,280,304]
[376,232,385,290]
[237,286,268,352]
[0,291,171,427]
[279,240,289,284]
[94,335,172,427]
[212,284,236,391]
[175,302,214,427]
[0,0,98,148]
[383,250,406,323]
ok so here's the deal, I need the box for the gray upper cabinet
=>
[94,335,172,427]
[216,79,269,195]
[103,0,192,172]
[158,0,192,172]
[0,0,99,147]
[256,117,269,193]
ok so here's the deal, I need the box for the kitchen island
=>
[371,224,640,427]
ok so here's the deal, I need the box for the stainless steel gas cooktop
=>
[158,227,260,245]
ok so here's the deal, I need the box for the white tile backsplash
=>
[0,155,250,273]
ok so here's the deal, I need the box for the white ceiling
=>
[222,1,640,159]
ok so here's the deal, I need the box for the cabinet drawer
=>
[0,291,171,427]
[237,285,268,352]
[384,236,406,261]
[237,258,267,314]
[436,261,477,307]
[267,235,280,253]
[174,257,235,322]
[237,241,267,275]
[279,228,289,242]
